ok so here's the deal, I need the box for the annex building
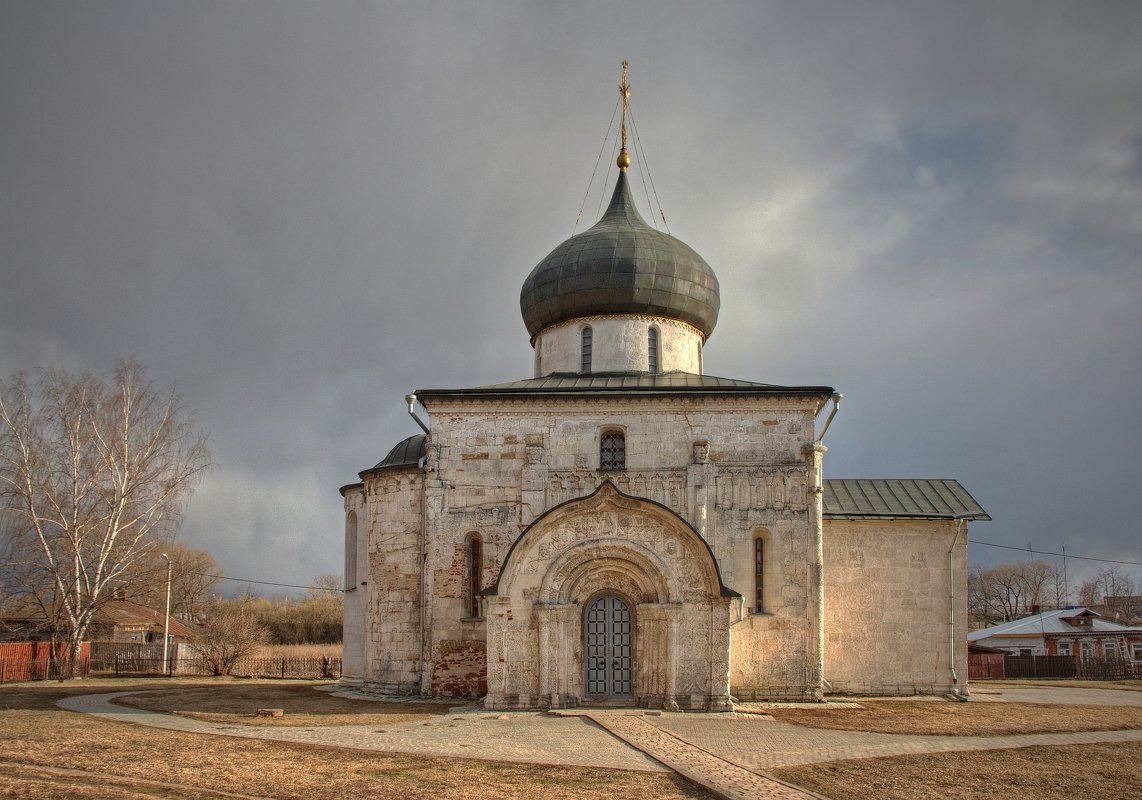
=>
[339,75,989,709]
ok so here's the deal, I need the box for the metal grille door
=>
[585,594,632,697]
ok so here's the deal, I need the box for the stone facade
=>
[340,121,984,706]
[340,388,977,706]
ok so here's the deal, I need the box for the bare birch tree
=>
[0,362,210,676]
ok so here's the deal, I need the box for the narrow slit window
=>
[345,511,358,591]
[647,327,659,374]
[466,535,482,618]
[754,538,764,612]
[600,431,626,470]
[581,326,593,373]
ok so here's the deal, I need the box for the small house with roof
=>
[969,607,1142,665]
[339,68,989,708]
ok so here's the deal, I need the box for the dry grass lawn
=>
[114,682,452,726]
[976,678,1142,692]
[773,742,1142,800]
[0,679,711,800]
[767,698,1142,736]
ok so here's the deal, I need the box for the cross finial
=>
[617,60,631,172]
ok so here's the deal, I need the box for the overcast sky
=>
[2,1,1140,596]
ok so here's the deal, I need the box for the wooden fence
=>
[970,653,1141,681]
[0,641,90,682]
[1,641,339,683]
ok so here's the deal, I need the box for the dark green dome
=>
[520,172,720,340]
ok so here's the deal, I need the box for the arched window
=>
[345,511,358,591]
[580,326,593,373]
[647,326,659,374]
[465,534,482,618]
[600,430,626,470]
[753,532,767,613]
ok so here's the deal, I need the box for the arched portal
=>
[483,480,737,711]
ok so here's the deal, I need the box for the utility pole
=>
[161,553,172,674]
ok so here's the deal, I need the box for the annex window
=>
[600,430,626,470]
[647,326,659,374]
[580,326,593,373]
[754,537,765,613]
[465,534,482,619]
[345,511,358,591]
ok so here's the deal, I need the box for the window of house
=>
[647,327,659,374]
[754,537,765,613]
[345,511,358,591]
[1103,641,1117,657]
[1057,642,1072,656]
[1132,643,1142,662]
[600,430,626,470]
[580,326,593,373]
[1019,648,1033,657]
[465,534,482,619]
[1080,641,1094,659]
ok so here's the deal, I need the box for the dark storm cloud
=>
[2,1,1140,591]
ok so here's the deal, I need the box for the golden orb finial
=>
[618,60,631,172]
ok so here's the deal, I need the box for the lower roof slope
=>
[823,478,990,521]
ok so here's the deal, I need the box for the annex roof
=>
[823,478,990,521]
[416,371,834,400]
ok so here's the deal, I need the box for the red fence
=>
[968,653,1004,679]
[0,641,90,682]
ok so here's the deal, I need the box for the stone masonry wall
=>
[421,394,822,702]
[822,517,968,695]
[361,469,423,694]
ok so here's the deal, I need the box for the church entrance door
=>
[584,594,632,699]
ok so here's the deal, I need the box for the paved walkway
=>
[58,688,1142,800]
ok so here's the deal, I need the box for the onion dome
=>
[371,434,426,471]
[519,171,721,341]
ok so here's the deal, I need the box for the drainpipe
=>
[406,393,430,435]
[816,393,842,444]
[729,595,746,626]
[406,392,430,695]
[949,519,967,699]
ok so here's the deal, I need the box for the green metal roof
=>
[416,371,834,400]
[823,479,990,521]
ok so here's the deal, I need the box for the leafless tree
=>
[1096,565,1134,600]
[0,362,210,676]
[192,599,270,676]
[968,560,1058,625]
[119,541,223,623]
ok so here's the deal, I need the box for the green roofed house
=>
[338,69,989,709]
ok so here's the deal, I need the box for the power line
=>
[969,539,1142,567]
[186,570,341,593]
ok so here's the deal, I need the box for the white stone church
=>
[339,87,989,709]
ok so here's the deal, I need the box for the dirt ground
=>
[767,698,1142,735]
[773,742,1142,800]
[2,678,1141,800]
[114,682,454,726]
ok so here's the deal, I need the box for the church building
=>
[339,70,989,710]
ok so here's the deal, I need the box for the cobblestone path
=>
[587,712,827,800]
